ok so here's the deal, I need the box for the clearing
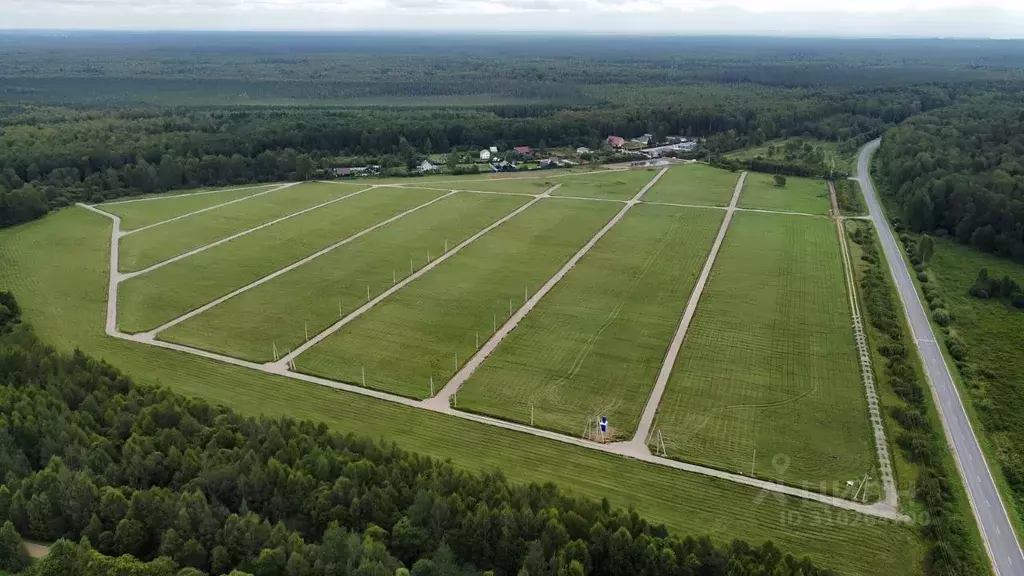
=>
[651,212,876,489]
[294,198,621,398]
[642,163,740,207]
[160,193,530,362]
[458,203,723,439]
[739,174,831,215]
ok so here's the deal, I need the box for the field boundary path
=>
[424,167,669,409]
[75,165,912,524]
[620,172,746,454]
[120,182,297,235]
[272,185,559,368]
[830,180,898,508]
[856,140,1024,575]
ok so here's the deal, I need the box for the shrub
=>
[929,299,945,311]
[1014,295,1024,309]
[914,263,924,273]
[933,309,951,326]
[773,174,787,187]
[917,272,930,283]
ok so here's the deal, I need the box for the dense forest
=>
[4,33,1023,228]
[0,292,834,576]
[875,96,1024,262]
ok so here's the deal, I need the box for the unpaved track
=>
[77,171,911,522]
[425,167,670,409]
[857,140,1024,574]
[622,172,747,454]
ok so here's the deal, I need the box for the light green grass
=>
[459,204,723,439]
[99,184,279,230]
[549,169,658,200]
[118,182,360,272]
[0,207,927,576]
[642,163,740,206]
[297,198,621,398]
[117,187,443,333]
[652,212,876,491]
[399,176,560,195]
[161,193,530,362]
[739,174,831,215]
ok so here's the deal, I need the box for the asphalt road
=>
[857,140,1024,575]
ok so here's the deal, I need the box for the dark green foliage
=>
[834,179,866,215]
[848,224,983,575]
[876,96,1024,263]
[773,174,787,187]
[0,293,833,576]
[968,267,1022,307]
[0,521,29,573]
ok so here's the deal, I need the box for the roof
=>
[513,146,532,154]
[606,136,625,146]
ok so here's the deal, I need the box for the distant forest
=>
[1,33,1024,251]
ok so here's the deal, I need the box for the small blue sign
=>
[599,417,608,432]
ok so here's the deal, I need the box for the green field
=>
[458,204,723,438]
[642,163,740,206]
[393,175,561,195]
[161,193,530,361]
[0,207,927,576]
[118,182,360,272]
[117,187,443,333]
[100,184,280,230]
[739,174,831,215]
[549,169,658,200]
[296,198,621,398]
[652,212,876,489]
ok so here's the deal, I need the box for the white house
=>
[489,146,498,153]
[479,149,492,161]
[419,159,440,173]
[576,147,592,155]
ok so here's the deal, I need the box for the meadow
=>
[117,182,358,272]
[642,163,740,206]
[651,212,876,489]
[739,174,831,215]
[549,169,660,200]
[0,204,927,576]
[160,192,530,361]
[458,204,722,439]
[117,186,443,332]
[100,184,281,230]
[295,198,621,398]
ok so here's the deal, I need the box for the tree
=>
[917,235,935,264]
[0,521,30,573]
[773,174,787,187]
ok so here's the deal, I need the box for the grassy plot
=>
[739,174,831,215]
[161,193,530,362]
[0,208,927,576]
[296,198,621,398]
[642,163,740,207]
[459,204,723,439]
[99,184,280,230]
[652,212,876,490]
[398,176,561,195]
[119,182,361,272]
[117,187,443,333]
[549,169,658,200]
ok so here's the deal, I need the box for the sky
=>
[3,0,1024,37]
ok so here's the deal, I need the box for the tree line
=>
[875,95,1024,263]
[0,292,835,576]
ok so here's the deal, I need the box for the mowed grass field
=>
[458,204,723,439]
[117,186,443,333]
[652,212,876,489]
[642,163,739,206]
[0,207,926,576]
[161,193,530,361]
[118,182,362,272]
[739,174,831,215]
[392,176,559,195]
[100,184,281,230]
[549,169,659,200]
[296,198,621,398]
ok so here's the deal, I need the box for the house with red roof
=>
[606,136,625,148]
[513,145,533,155]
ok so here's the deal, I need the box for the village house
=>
[479,149,492,161]
[418,159,440,173]
[606,136,625,148]
[513,145,533,156]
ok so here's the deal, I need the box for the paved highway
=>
[857,140,1023,575]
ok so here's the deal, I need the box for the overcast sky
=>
[3,0,1024,37]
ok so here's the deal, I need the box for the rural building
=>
[576,147,592,155]
[489,146,498,153]
[606,136,625,148]
[490,160,518,172]
[418,159,440,173]
[632,133,653,145]
[540,157,577,168]
[479,149,492,161]
[513,145,533,156]
[332,165,379,177]
[641,141,697,158]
